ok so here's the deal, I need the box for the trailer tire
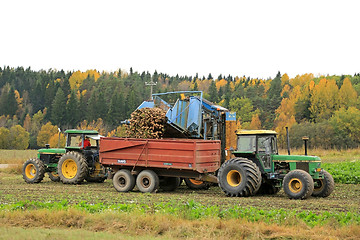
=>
[283,170,314,199]
[312,170,334,197]
[58,152,88,184]
[184,178,210,190]
[48,171,60,182]
[136,170,159,193]
[22,158,45,183]
[160,177,180,191]
[218,158,262,197]
[113,169,135,192]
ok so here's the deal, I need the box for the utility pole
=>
[145,79,157,100]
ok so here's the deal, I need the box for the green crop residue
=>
[1,200,359,227]
[323,161,360,184]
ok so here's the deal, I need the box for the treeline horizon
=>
[0,65,360,150]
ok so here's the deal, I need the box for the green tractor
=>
[218,130,334,199]
[22,129,107,184]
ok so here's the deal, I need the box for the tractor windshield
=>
[258,135,277,154]
[237,135,256,152]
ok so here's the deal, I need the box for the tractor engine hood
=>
[272,154,321,162]
[38,148,66,154]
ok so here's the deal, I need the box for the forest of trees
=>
[1,66,360,150]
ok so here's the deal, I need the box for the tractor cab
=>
[234,130,278,172]
[65,129,101,150]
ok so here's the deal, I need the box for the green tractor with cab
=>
[218,130,334,199]
[22,129,107,184]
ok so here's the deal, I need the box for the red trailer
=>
[99,137,221,193]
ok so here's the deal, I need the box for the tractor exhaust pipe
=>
[302,136,309,155]
[286,127,291,155]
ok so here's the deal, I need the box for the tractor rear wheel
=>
[22,158,45,183]
[48,171,60,182]
[312,170,334,197]
[184,178,210,190]
[283,170,314,199]
[113,169,136,192]
[58,152,88,184]
[218,158,262,197]
[136,170,159,193]
[160,177,180,191]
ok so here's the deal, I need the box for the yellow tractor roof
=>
[236,130,278,135]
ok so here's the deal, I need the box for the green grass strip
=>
[1,200,359,227]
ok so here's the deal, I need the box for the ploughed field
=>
[1,172,359,214]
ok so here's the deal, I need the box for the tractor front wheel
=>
[283,170,314,199]
[58,152,88,184]
[22,158,45,183]
[218,158,262,197]
[136,170,159,193]
[312,170,334,197]
[113,169,136,192]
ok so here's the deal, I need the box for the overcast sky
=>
[1,0,359,79]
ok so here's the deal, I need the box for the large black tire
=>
[22,158,45,183]
[283,169,314,199]
[113,169,136,192]
[58,151,88,184]
[160,177,180,191]
[184,178,210,190]
[48,171,60,182]
[312,170,335,197]
[136,170,159,193]
[218,158,262,197]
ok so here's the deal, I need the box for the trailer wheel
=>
[184,178,210,190]
[58,152,88,184]
[160,177,180,191]
[113,169,135,192]
[22,158,45,183]
[283,170,314,199]
[312,170,334,197]
[48,171,60,182]
[136,170,159,193]
[218,158,262,197]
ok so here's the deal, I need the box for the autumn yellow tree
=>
[69,70,100,90]
[309,78,339,121]
[249,114,262,130]
[49,133,66,148]
[339,77,357,108]
[37,122,59,147]
[8,125,30,149]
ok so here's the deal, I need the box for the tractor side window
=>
[237,136,256,152]
[271,137,278,154]
[258,137,271,154]
[68,135,81,147]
